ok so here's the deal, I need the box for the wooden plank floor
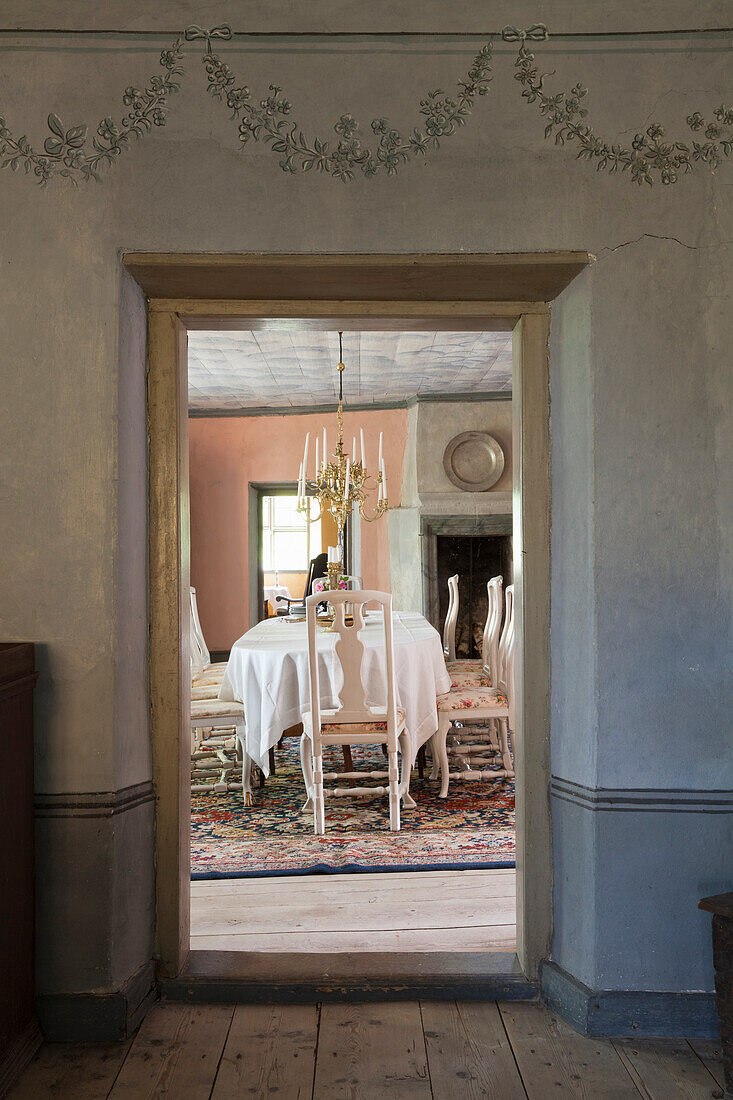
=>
[191,868,517,952]
[10,1002,725,1099]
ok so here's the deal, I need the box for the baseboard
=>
[36,959,157,1042]
[0,1017,42,1096]
[539,960,719,1038]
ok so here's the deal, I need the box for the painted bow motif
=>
[501,25,549,42]
[184,24,233,54]
[0,21,729,189]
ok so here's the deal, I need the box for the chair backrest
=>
[443,574,459,660]
[305,589,399,748]
[305,552,329,598]
[189,587,210,676]
[497,584,515,725]
[482,575,504,683]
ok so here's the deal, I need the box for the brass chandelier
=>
[297,332,388,582]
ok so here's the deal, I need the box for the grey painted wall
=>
[388,399,513,613]
[0,0,731,1016]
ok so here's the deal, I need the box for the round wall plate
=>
[443,431,505,492]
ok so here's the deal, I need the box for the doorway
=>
[131,252,589,994]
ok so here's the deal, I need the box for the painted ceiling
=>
[187,330,513,412]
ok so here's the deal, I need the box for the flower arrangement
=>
[313,576,348,593]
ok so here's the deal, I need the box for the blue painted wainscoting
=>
[543,777,733,1037]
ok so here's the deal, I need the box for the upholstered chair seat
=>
[437,688,508,712]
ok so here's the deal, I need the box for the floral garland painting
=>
[0,22,730,189]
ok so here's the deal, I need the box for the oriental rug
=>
[191,741,515,879]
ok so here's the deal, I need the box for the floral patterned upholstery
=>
[192,670,225,687]
[322,706,406,734]
[446,659,492,689]
[191,684,220,700]
[190,698,244,723]
[437,688,508,712]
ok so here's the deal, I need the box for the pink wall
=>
[189,409,408,650]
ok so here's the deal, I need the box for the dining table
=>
[218,608,451,784]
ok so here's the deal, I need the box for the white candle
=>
[380,457,387,501]
[323,427,327,469]
[315,436,319,479]
[302,432,310,482]
[360,428,366,467]
[378,431,383,470]
[298,461,304,498]
[345,457,350,499]
[352,436,357,462]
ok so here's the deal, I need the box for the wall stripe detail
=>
[35,780,155,819]
[550,776,733,813]
[188,391,513,419]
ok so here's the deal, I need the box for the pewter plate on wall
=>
[443,431,505,492]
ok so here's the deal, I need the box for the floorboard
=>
[191,868,516,954]
[192,868,516,900]
[686,1038,726,1091]
[210,1004,318,1099]
[314,1002,432,1098]
[108,1004,233,1098]
[13,1002,718,1100]
[6,1039,132,1099]
[190,925,517,953]
[192,896,516,936]
[614,1037,723,1099]
[499,1002,641,1099]
[421,1001,527,1099]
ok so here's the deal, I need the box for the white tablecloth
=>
[219,610,451,775]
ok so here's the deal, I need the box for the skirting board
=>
[0,1017,42,1096]
[539,960,718,1038]
[36,960,157,1042]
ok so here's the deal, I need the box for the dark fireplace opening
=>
[436,535,513,658]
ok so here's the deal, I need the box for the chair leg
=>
[430,741,440,780]
[341,744,354,771]
[269,745,276,774]
[299,733,315,812]
[313,748,325,835]
[417,745,425,779]
[435,715,452,798]
[236,720,252,807]
[388,750,400,832]
[500,719,514,777]
[399,733,417,810]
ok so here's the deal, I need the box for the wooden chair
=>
[299,589,411,834]
[189,587,228,686]
[431,584,515,798]
[188,587,252,802]
[443,574,459,662]
[278,552,329,616]
[445,575,504,689]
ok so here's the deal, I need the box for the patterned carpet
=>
[191,740,515,879]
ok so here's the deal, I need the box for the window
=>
[261,495,321,572]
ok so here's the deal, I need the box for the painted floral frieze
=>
[0,22,729,189]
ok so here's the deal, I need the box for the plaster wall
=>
[0,0,731,1018]
[188,409,408,649]
[389,398,514,613]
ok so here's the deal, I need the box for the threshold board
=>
[160,950,537,1004]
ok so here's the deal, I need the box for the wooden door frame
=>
[131,253,589,985]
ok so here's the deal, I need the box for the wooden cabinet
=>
[0,643,40,1093]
